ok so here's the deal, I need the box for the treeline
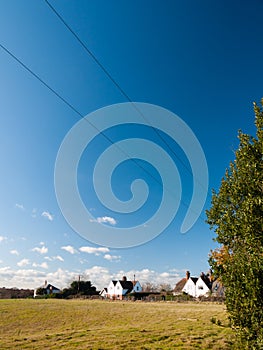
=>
[0,288,33,299]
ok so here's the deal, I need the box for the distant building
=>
[34,280,60,298]
[173,271,213,298]
[99,287,108,298]
[103,276,142,300]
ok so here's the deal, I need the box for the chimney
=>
[122,276,127,282]
[186,271,190,280]
[44,280,47,287]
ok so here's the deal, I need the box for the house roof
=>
[174,276,207,293]
[45,284,60,291]
[190,277,198,284]
[119,280,134,293]
[173,278,187,292]
[199,275,212,289]
[99,288,108,295]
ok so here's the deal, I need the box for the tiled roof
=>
[173,278,187,292]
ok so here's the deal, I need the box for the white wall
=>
[182,279,196,297]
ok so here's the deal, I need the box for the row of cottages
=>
[100,276,142,300]
[174,271,215,298]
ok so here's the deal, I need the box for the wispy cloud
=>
[32,246,48,255]
[61,245,77,254]
[17,259,30,267]
[104,254,121,262]
[0,236,7,243]
[10,249,19,256]
[79,246,110,255]
[44,256,52,261]
[15,203,25,211]
[32,262,48,269]
[54,255,64,262]
[41,211,54,221]
[90,216,117,226]
[44,255,64,262]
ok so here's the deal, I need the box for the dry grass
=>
[0,299,233,349]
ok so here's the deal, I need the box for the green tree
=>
[206,100,263,349]
[61,279,98,298]
[35,287,45,296]
[70,280,97,295]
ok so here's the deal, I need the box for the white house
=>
[182,277,199,297]
[195,275,211,297]
[99,288,108,298]
[34,280,60,297]
[174,271,212,298]
[106,276,142,300]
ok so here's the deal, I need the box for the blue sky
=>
[0,0,262,290]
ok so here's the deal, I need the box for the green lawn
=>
[0,299,233,349]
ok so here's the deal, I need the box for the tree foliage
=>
[36,287,46,296]
[61,280,98,298]
[206,100,263,349]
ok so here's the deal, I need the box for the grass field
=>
[0,299,233,349]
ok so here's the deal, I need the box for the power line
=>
[44,0,132,104]
[0,43,82,119]
[44,0,207,192]
[0,43,205,221]
[0,43,163,192]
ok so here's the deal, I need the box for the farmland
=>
[0,299,233,349]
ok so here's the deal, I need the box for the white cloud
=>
[0,236,7,243]
[104,254,121,262]
[79,246,110,255]
[0,262,184,292]
[32,262,48,269]
[0,266,71,289]
[17,259,30,267]
[41,211,54,221]
[32,246,48,255]
[115,268,181,288]
[83,266,111,290]
[90,216,117,226]
[61,245,77,254]
[15,203,25,211]
[45,255,64,262]
[10,250,19,256]
[44,256,52,261]
[54,255,64,262]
